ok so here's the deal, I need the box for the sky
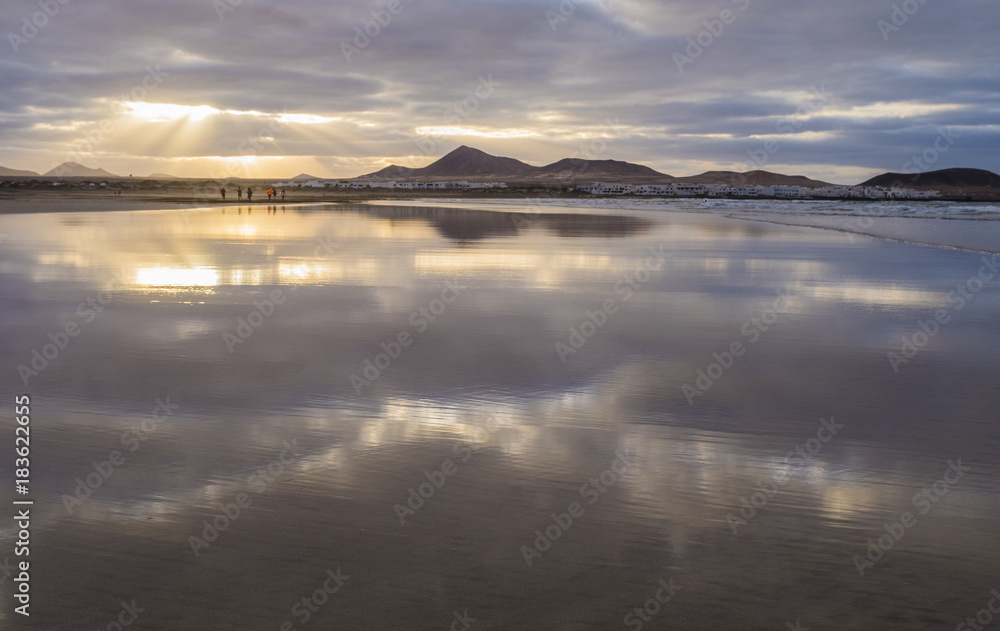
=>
[1,0,998,184]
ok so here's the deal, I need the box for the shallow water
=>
[1,202,999,629]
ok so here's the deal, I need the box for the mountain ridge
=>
[2,152,998,191]
[0,166,40,177]
[44,162,120,178]
[361,145,670,180]
[861,168,1000,190]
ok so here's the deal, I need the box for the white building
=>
[633,184,673,196]
[771,186,802,198]
[674,183,707,196]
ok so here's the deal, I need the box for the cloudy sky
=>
[2,0,997,183]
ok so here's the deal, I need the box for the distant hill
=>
[364,165,417,179]
[0,166,40,177]
[363,145,537,179]
[538,158,669,178]
[361,145,666,181]
[861,168,1000,190]
[289,173,322,181]
[679,170,833,188]
[419,146,537,177]
[44,162,120,178]
[147,172,180,179]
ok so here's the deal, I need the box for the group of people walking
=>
[221,186,285,201]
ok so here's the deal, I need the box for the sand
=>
[1,200,999,629]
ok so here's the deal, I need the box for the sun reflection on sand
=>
[134,266,219,287]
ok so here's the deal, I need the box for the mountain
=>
[418,146,537,177]
[290,173,322,181]
[861,168,1000,190]
[364,165,417,179]
[44,162,120,178]
[679,170,833,188]
[361,145,537,178]
[361,145,665,180]
[0,166,40,177]
[537,158,668,178]
[147,172,180,179]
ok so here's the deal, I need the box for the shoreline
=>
[729,213,1000,256]
[2,189,1000,212]
[2,191,998,255]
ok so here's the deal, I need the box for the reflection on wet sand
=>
[0,202,998,629]
[317,204,655,242]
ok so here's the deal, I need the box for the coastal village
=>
[5,146,996,200]
[273,177,941,200]
[0,173,946,200]
[573,182,941,199]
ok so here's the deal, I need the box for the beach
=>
[1,199,998,629]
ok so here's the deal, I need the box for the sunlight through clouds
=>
[0,0,995,181]
[415,126,540,138]
[123,103,340,125]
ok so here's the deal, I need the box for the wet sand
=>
[734,211,1000,255]
[1,202,998,629]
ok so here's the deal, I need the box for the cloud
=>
[0,0,997,182]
